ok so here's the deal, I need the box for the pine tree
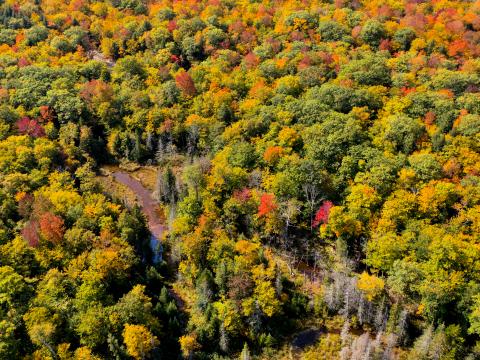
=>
[239,343,251,360]
[156,167,177,204]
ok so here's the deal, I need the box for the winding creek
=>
[110,170,321,347]
[111,171,164,263]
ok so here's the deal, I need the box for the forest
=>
[0,0,480,359]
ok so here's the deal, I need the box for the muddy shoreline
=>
[110,171,164,262]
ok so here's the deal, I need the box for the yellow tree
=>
[123,324,159,360]
[179,333,200,359]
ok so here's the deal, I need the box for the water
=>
[292,328,322,349]
[111,171,164,263]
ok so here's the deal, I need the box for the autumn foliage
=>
[21,220,40,247]
[258,193,277,217]
[2,0,480,358]
[175,71,196,97]
[313,200,333,227]
[263,146,284,164]
[39,212,65,245]
[16,117,45,138]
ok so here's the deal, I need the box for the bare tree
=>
[187,125,199,159]
[303,182,321,232]
[350,333,370,360]
[279,199,301,239]
[155,137,166,164]
[219,323,229,353]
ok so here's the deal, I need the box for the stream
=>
[111,171,163,263]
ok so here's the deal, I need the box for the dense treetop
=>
[0,0,480,358]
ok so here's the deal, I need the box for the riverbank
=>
[97,166,165,262]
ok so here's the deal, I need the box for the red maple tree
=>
[39,212,65,245]
[22,220,40,248]
[312,201,333,227]
[175,71,196,97]
[258,193,277,217]
[16,117,45,138]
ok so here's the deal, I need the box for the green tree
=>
[360,20,386,48]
